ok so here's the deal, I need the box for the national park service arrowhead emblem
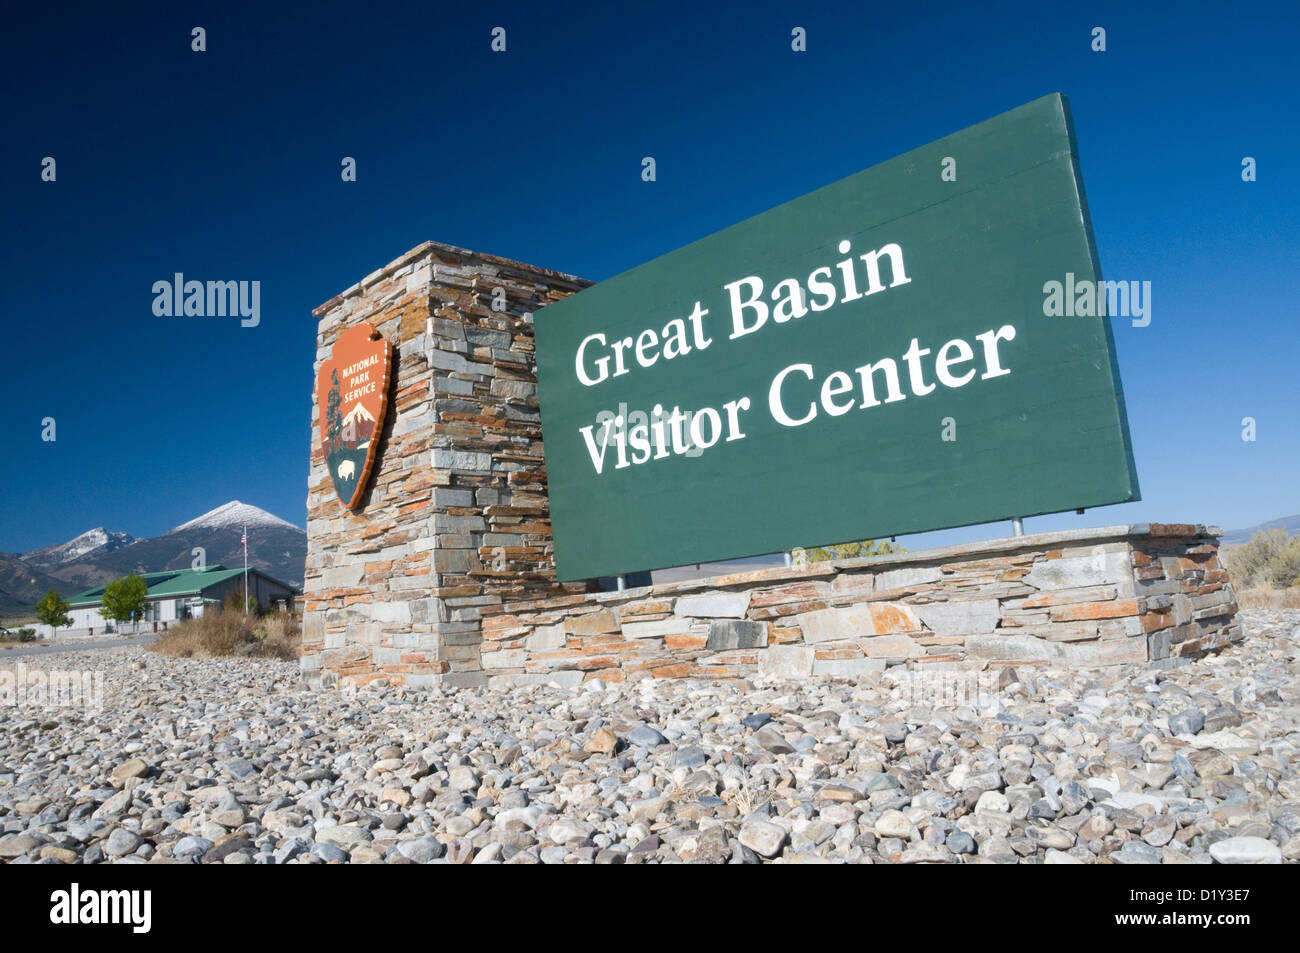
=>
[316,323,392,509]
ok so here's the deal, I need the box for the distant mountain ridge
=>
[1,501,306,616]
[1221,514,1300,546]
[0,553,66,615]
[21,527,137,568]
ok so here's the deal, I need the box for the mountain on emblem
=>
[315,322,392,509]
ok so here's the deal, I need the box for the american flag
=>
[241,531,247,549]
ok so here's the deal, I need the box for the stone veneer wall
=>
[476,524,1240,687]
[301,242,593,689]
[301,245,1240,691]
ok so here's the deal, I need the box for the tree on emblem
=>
[326,368,343,452]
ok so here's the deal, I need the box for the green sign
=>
[535,93,1139,582]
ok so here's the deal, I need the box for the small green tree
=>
[34,589,73,636]
[798,539,906,563]
[100,574,149,627]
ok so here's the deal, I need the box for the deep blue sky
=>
[2,1,1296,555]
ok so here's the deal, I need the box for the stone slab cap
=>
[312,240,591,318]
[497,523,1221,613]
[1129,523,1223,538]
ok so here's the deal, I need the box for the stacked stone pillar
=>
[301,242,592,689]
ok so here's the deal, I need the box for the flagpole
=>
[243,524,249,616]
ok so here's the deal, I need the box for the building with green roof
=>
[47,565,298,637]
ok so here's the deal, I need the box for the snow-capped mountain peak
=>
[21,527,137,567]
[169,500,300,534]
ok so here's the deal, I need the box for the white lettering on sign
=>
[567,239,1018,474]
[727,241,910,341]
[576,300,712,387]
[769,327,1017,429]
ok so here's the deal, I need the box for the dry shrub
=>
[1223,530,1300,589]
[1235,586,1300,610]
[797,539,906,563]
[153,611,302,659]
[250,613,301,660]
[152,611,257,658]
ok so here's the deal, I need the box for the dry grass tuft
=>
[251,613,301,660]
[1235,586,1300,610]
[152,611,301,660]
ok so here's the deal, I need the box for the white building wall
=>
[30,574,296,639]
[33,605,105,639]
[34,600,182,639]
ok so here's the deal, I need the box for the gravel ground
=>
[1,608,1297,864]
[0,633,157,658]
